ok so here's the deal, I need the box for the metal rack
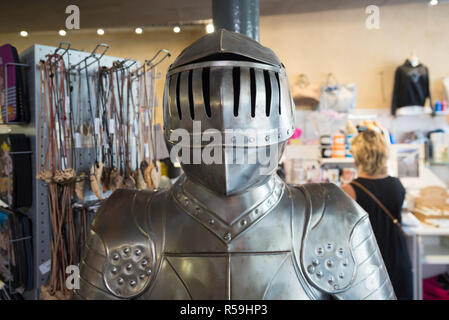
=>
[16,43,140,299]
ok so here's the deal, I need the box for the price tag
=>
[65,97,71,114]
[109,118,115,134]
[39,259,51,275]
[145,111,149,127]
[102,131,109,148]
[74,133,82,148]
[144,143,150,158]
[133,119,139,136]
[94,118,101,135]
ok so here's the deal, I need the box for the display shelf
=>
[422,244,449,264]
[320,158,354,164]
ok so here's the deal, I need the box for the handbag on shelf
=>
[291,74,320,109]
[319,73,357,113]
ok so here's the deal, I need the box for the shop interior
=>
[1,0,449,300]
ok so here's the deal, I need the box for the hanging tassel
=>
[75,173,86,201]
[90,165,102,199]
[109,167,118,191]
[135,169,147,190]
[150,161,162,190]
[142,160,153,190]
[95,162,103,187]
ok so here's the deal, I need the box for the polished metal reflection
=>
[73,29,395,301]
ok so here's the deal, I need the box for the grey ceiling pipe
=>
[212,0,259,41]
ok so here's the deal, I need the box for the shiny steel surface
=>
[74,30,395,300]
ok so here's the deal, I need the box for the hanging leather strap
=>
[350,180,406,237]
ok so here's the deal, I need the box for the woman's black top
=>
[352,176,413,300]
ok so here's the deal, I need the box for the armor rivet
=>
[334,284,339,290]
[316,247,324,256]
[249,137,255,143]
[223,232,232,241]
[240,220,247,227]
[130,280,137,287]
[327,243,333,250]
[135,249,142,256]
[342,259,348,267]
[328,276,334,284]
[209,219,215,225]
[268,199,272,206]
[312,259,319,266]
[184,199,189,205]
[287,129,290,135]
[307,265,315,274]
[195,206,201,213]
[316,270,323,278]
[254,209,259,214]
[339,272,344,279]
[265,135,270,142]
[142,260,148,267]
[123,247,130,255]
[113,254,120,261]
[111,266,118,274]
[146,269,152,275]
[126,263,132,270]
[326,259,333,268]
[118,278,124,285]
[139,274,146,279]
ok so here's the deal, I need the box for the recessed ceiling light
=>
[97,28,105,35]
[20,31,28,37]
[135,27,143,34]
[59,30,67,36]
[173,26,181,33]
[206,23,214,34]
[429,0,438,6]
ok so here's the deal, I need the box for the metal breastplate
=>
[74,176,395,300]
[138,175,325,300]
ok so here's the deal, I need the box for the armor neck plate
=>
[172,174,284,243]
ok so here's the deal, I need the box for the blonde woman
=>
[342,129,413,300]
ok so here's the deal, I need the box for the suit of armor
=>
[73,30,395,300]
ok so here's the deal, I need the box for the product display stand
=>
[16,44,139,299]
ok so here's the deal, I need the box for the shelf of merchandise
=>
[319,158,354,164]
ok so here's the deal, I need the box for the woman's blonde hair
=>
[350,129,388,176]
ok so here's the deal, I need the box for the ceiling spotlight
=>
[20,31,28,37]
[429,0,438,6]
[59,30,67,36]
[135,27,143,34]
[97,28,105,35]
[173,26,181,33]
[206,23,214,34]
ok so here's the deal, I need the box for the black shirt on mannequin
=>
[391,59,431,115]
